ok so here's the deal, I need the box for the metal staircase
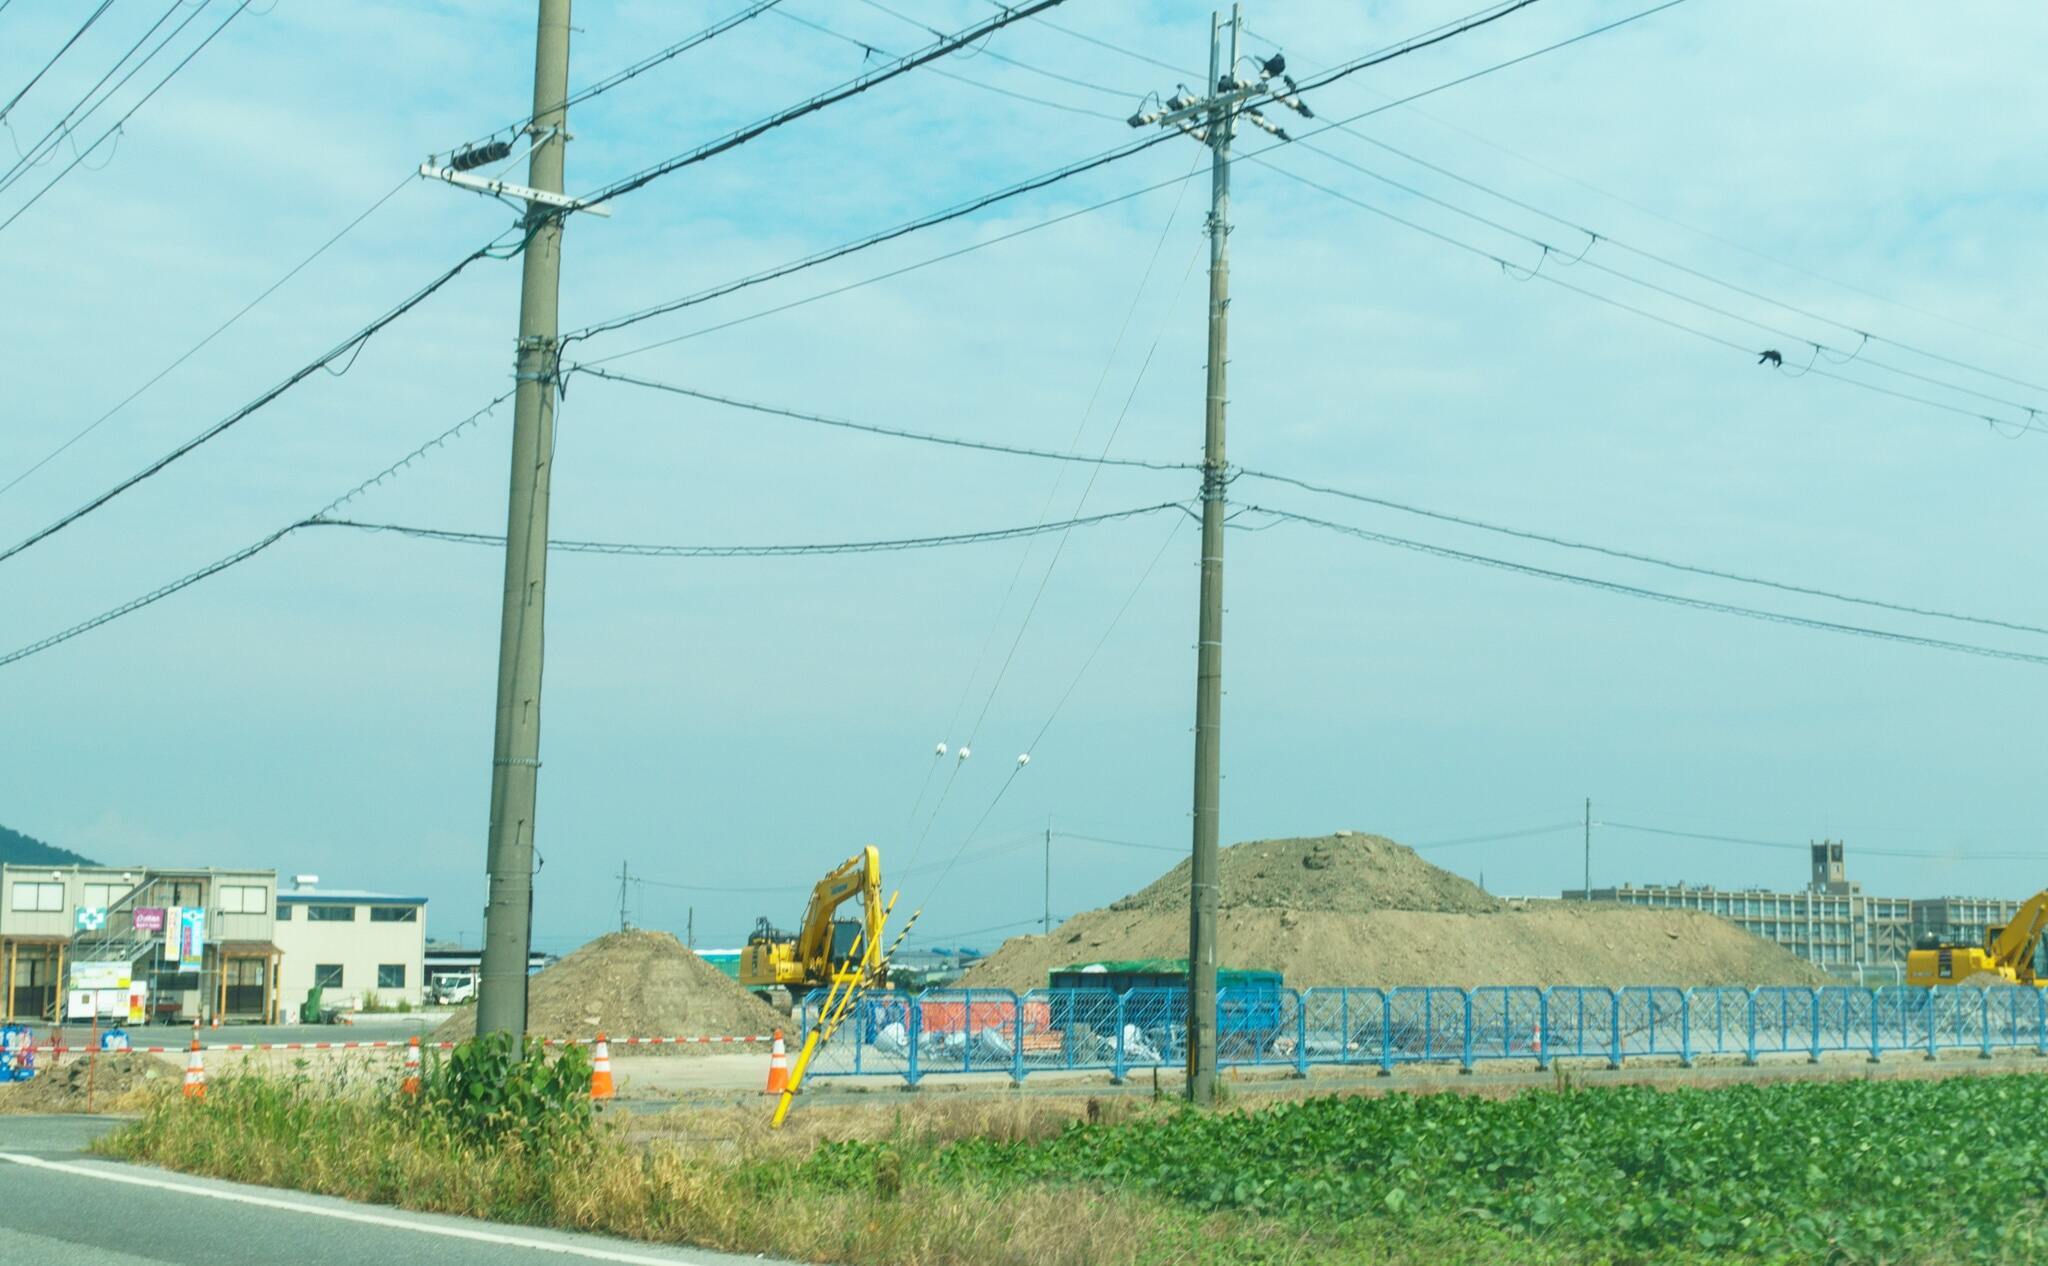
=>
[67,875,176,968]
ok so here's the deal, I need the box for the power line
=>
[1234,468,2048,639]
[1599,820,2045,863]
[0,232,518,570]
[1243,503,2048,670]
[1304,126,2048,401]
[322,501,1190,558]
[0,172,416,501]
[569,367,1194,470]
[570,0,1068,211]
[0,390,516,670]
[571,0,1698,362]
[0,0,253,236]
[448,0,789,158]
[565,133,1181,347]
[0,0,114,123]
[851,0,1140,99]
[774,7,1123,121]
[1282,138,2048,422]
[1253,154,2046,436]
[0,0,191,193]
[1412,822,1583,851]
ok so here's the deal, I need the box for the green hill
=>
[0,822,95,868]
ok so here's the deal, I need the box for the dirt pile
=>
[960,831,1829,991]
[435,930,781,1050]
[0,1051,171,1113]
[1112,831,1497,915]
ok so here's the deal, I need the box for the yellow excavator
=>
[740,846,886,1001]
[1906,889,2048,987]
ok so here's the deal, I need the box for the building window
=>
[377,964,406,989]
[370,906,418,923]
[307,905,356,922]
[9,882,63,912]
[219,885,268,914]
[82,882,122,909]
[276,904,292,921]
[313,964,344,989]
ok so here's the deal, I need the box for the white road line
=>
[0,1153,711,1265]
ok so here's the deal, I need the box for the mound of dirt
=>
[1113,832,1498,915]
[959,831,1829,991]
[435,930,781,1050]
[0,1051,172,1114]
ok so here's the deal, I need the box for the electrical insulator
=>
[449,139,513,172]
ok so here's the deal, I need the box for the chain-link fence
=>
[796,984,2048,1084]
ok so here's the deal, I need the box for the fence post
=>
[1536,988,1552,1071]
[2037,988,2047,1059]
[1459,990,1475,1074]
[1011,989,1026,1084]
[1807,989,1821,1065]
[1378,990,1394,1078]
[1293,989,1308,1079]
[1744,988,1759,1067]
[1925,989,1939,1062]
[1679,989,1694,1068]
[1867,987,1882,1064]
[1340,989,1351,1067]
[1980,990,1995,1061]
[1607,988,1622,1070]
[1111,991,1127,1085]
[906,993,922,1087]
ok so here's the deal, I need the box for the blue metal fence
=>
[797,984,2048,1084]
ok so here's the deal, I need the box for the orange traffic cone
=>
[1531,1021,1543,1056]
[401,1036,422,1096]
[763,1029,790,1096]
[182,1038,206,1100]
[589,1033,614,1101]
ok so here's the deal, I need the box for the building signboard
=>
[133,907,166,932]
[175,907,206,972]
[71,961,132,991]
[74,906,107,932]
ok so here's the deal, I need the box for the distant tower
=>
[1810,839,1850,894]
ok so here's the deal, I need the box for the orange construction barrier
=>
[589,1033,615,1100]
[181,1038,206,1100]
[401,1035,422,1096]
[763,1029,790,1096]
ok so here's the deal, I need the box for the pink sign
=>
[133,907,166,932]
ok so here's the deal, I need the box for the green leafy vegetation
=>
[809,1074,2048,1262]
[100,1067,2047,1264]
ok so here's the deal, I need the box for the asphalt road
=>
[0,1116,791,1266]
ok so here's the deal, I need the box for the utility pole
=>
[1583,797,1591,898]
[1043,817,1052,935]
[617,861,630,933]
[1127,3,1305,1109]
[687,906,694,950]
[477,0,573,1043]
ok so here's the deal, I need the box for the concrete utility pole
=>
[1583,797,1591,897]
[617,861,630,933]
[1127,1,1310,1109]
[1043,818,1052,935]
[1187,5,1239,1110]
[477,0,572,1043]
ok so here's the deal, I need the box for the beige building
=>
[274,884,427,1012]
[1,864,280,1024]
[1564,841,2021,972]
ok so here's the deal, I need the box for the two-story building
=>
[274,883,428,1011]
[1,864,280,1024]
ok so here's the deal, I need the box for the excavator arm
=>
[1986,891,2048,984]
[793,846,885,980]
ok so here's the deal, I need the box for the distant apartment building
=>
[1563,840,2023,971]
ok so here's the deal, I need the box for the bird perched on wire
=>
[1758,349,1783,367]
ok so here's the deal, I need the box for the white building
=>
[274,884,427,1012]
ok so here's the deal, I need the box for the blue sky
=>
[4,1,2046,956]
